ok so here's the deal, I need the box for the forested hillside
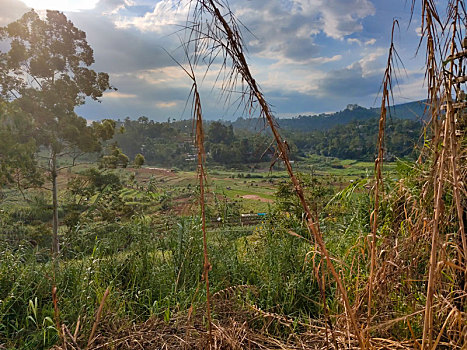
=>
[113,103,425,167]
[285,117,423,160]
[232,100,427,132]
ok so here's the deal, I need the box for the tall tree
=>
[0,100,42,194]
[0,10,115,255]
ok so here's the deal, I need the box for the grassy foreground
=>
[1,156,450,349]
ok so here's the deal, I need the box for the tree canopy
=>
[0,10,116,255]
[0,10,111,105]
[0,101,41,190]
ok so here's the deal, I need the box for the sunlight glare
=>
[22,0,99,11]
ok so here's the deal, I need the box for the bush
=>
[133,153,145,168]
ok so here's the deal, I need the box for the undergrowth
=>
[0,172,375,349]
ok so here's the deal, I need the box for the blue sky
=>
[1,0,430,121]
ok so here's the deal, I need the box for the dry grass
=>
[185,0,365,347]
[52,288,421,350]
[367,19,401,328]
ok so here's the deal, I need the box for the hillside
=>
[232,100,428,132]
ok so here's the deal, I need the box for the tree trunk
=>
[51,151,59,257]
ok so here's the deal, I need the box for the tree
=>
[207,121,234,144]
[0,10,115,255]
[100,144,129,169]
[133,153,145,168]
[0,101,42,194]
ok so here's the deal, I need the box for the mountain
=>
[369,100,428,121]
[232,100,428,132]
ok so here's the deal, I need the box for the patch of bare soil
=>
[135,167,177,177]
[241,194,273,203]
[172,196,195,216]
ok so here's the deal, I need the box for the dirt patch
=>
[138,167,177,177]
[241,194,273,203]
[171,196,195,216]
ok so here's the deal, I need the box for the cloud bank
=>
[0,0,426,121]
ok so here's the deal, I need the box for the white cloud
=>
[104,91,137,98]
[22,0,99,11]
[347,37,377,46]
[297,0,375,39]
[113,0,190,32]
[357,47,386,76]
[393,75,426,103]
[106,0,376,63]
[102,0,135,15]
[254,63,326,96]
[348,38,362,45]
[136,67,188,86]
[2,0,425,121]
[156,101,178,108]
[233,0,374,62]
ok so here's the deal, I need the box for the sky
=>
[0,0,430,121]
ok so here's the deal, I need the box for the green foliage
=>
[233,101,427,132]
[0,192,53,250]
[92,119,118,141]
[133,153,145,168]
[100,144,129,169]
[0,9,116,176]
[284,117,423,160]
[0,10,119,255]
[207,121,235,144]
[112,115,421,170]
[63,168,123,227]
[275,173,334,219]
[0,129,435,348]
[238,218,321,316]
[0,10,112,106]
[0,10,117,172]
[0,210,329,348]
[112,117,187,167]
[0,101,42,189]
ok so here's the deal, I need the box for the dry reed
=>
[186,0,366,347]
[367,19,401,328]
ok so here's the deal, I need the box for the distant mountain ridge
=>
[231,100,428,132]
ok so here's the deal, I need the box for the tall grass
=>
[2,199,361,348]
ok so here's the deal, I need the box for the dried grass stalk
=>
[419,0,466,348]
[52,285,63,343]
[187,0,366,347]
[368,20,400,327]
[193,78,213,346]
[87,287,110,349]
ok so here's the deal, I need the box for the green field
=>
[121,155,389,213]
